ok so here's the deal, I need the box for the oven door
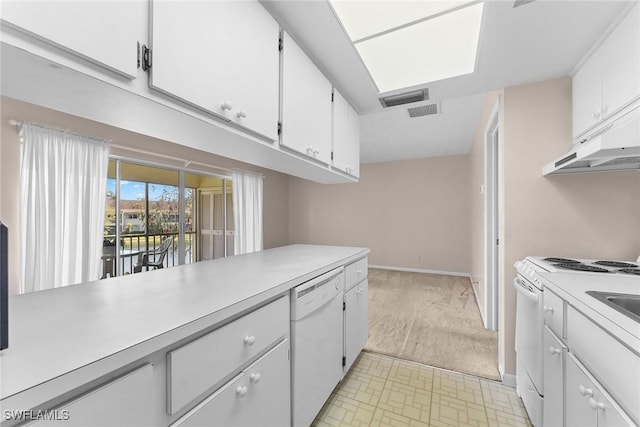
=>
[514,275,544,395]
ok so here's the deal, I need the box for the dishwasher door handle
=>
[513,277,539,303]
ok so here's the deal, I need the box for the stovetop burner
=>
[543,257,581,264]
[554,263,612,273]
[594,260,639,268]
[619,268,640,276]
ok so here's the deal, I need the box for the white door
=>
[149,0,280,140]
[1,1,141,79]
[484,98,500,331]
[281,31,333,164]
[344,280,368,372]
[332,89,361,177]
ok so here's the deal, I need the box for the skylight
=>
[329,1,485,93]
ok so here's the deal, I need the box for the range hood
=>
[543,105,640,175]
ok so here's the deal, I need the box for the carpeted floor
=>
[365,268,500,381]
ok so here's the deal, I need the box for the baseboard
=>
[369,264,472,278]
[501,371,516,387]
[472,281,489,327]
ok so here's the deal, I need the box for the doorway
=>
[484,97,501,332]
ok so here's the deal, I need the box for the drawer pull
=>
[579,385,594,397]
[236,386,248,398]
[221,101,233,111]
[250,373,262,384]
[243,335,256,346]
[356,287,363,294]
[236,110,247,119]
[549,346,561,356]
[543,305,554,314]
[589,398,606,411]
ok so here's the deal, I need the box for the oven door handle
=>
[513,277,539,303]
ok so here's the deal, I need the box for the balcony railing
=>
[102,231,197,277]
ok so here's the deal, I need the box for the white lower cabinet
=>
[171,339,290,427]
[29,365,153,426]
[344,280,369,372]
[343,257,369,373]
[543,326,566,427]
[566,353,632,427]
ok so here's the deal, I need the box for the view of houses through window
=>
[102,159,233,278]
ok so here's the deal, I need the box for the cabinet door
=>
[543,326,566,427]
[344,280,369,372]
[566,353,597,427]
[601,4,640,119]
[32,365,153,426]
[572,48,603,139]
[566,353,633,427]
[172,340,290,427]
[281,31,333,164]
[150,0,280,140]
[332,90,361,178]
[1,1,140,79]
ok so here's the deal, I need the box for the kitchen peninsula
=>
[0,244,369,426]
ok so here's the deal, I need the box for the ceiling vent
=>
[408,103,440,118]
[379,89,429,108]
[513,0,536,8]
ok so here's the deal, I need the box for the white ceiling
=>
[261,0,634,164]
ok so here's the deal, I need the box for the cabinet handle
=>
[236,110,247,119]
[592,111,601,120]
[589,398,606,411]
[306,146,313,155]
[243,335,256,346]
[236,386,248,398]
[313,148,320,156]
[549,346,561,356]
[356,287,363,294]
[221,101,233,111]
[579,385,594,397]
[601,105,608,115]
[543,306,554,314]
[250,373,262,384]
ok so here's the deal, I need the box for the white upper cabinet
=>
[572,4,640,139]
[149,0,280,141]
[0,1,141,79]
[332,89,361,178]
[280,31,333,165]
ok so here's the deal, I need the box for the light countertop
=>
[0,244,369,402]
[538,271,640,351]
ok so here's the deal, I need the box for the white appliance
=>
[543,104,640,175]
[514,256,639,426]
[290,267,344,427]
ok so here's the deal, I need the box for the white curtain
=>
[20,123,110,293]
[232,170,263,255]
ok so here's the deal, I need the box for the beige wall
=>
[0,97,290,295]
[470,77,640,378]
[289,155,472,274]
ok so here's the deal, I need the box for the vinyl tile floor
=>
[312,351,532,427]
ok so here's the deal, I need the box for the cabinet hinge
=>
[277,121,282,136]
[331,151,334,161]
[342,356,346,367]
[278,36,283,52]
[331,92,334,102]
[496,238,499,245]
[141,44,152,71]
[343,301,346,311]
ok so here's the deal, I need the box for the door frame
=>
[484,96,501,332]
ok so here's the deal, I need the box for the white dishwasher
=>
[290,267,344,427]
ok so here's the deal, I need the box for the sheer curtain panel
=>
[20,124,110,293]
[232,170,263,255]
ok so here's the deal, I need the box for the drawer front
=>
[30,364,153,426]
[543,289,565,337]
[567,306,639,425]
[345,257,367,291]
[172,340,290,427]
[167,295,289,414]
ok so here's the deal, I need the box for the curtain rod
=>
[8,119,111,145]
